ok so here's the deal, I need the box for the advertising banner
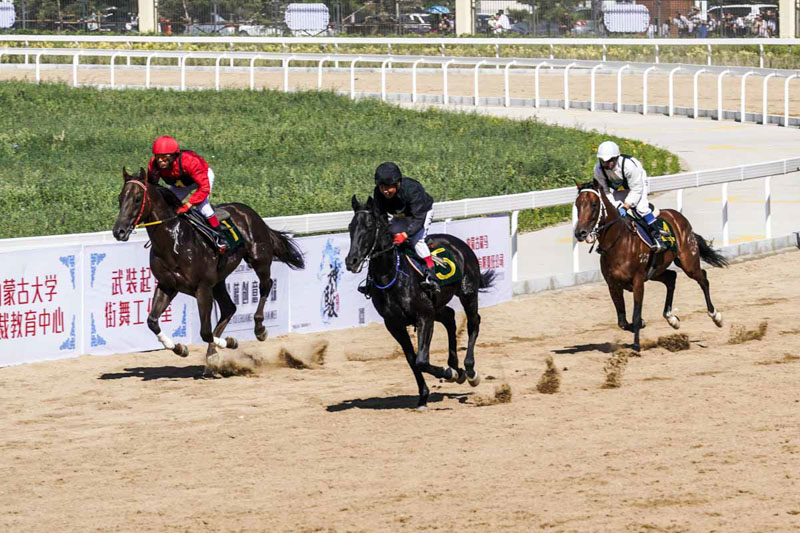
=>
[83,241,196,356]
[0,246,83,366]
[221,260,290,340]
[290,233,382,334]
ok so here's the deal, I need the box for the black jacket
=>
[373,177,434,236]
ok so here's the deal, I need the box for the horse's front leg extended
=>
[147,284,187,357]
[385,320,429,409]
[196,285,224,372]
[607,281,630,331]
[631,275,646,353]
[414,316,449,381]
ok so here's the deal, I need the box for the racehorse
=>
[345,196,495,410]
[573,180,728,352]
[112,168,304,373]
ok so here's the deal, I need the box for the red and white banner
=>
[0,246,83,365]
[83,241,196,355]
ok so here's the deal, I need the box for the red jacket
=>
[147,150,211,206]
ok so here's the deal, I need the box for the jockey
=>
[594,140,666,252]
[147,136,227,255]
[360,162,439,294]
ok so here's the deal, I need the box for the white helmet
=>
[597,141,620,162]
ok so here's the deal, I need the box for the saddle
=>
[184,207,244,254]
[402,238,462,287]
[631,214,677,253]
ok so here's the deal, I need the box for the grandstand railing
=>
[2,158,798,284]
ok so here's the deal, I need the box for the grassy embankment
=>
[0,82,679,239]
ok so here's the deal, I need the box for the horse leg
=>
[434,306,464,383]
[385,320,429,410]
[212,282,238,349]
[652,269,680,329]
[459,293,482,387]
[252,266,273,342]
[413,316,451,384]
[608,281,631,331]
[147,284,187,357]
[631,275,646,353]
[684,264,723,327]
[196,285,224,374]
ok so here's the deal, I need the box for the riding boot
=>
[357,276,373,296]
[648,221,666,252]
[420,266,441,293]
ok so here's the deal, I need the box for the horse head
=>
[573,180,608,243]
[345,195,386,274]
[113,167,151,242]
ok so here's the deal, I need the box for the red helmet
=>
[152,136,179,155]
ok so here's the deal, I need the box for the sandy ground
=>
[3,67,800,116]
[1,248,798,532]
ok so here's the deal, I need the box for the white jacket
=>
[593,155,648,208]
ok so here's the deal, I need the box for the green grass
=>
[0,82,679,238]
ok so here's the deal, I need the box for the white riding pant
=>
[170,168,216,219]
[412,210,434,259]
[611,189,653,217]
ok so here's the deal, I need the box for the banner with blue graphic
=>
[83,241,196,355]
[220,260,290,339]
[0,246,83,366]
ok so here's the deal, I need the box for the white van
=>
[707,4,776,22]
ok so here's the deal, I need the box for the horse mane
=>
[156,186,183,208]
[577,180,599,192]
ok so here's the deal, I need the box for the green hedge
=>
[0,82,680,238]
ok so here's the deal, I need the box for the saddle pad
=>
[403,243,462,287]
[185,209,244,254]
[633,217,677,252]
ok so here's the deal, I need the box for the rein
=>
[351,210,395,272]
[373,248,409,290]
[578,188,626,254]
[123,179,176,229]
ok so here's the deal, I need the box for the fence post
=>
[762,73,777,124]
[442,59,454,105]
[72,52,79,88]
[350,57,362,100]
[759,43,764,69]
[283,55,295,93]
[511,210,519,282]
[616,64,630,113]
[764,175,772,238]
[145,53,156,89]
[126,41,131,66]
[783,74,798,127]
[642,65,656,115]
[740,71,756,123]
[35,52,42,84]
[110,52,120,88]
[250,55,259,91]
[602,43,607,62]
[564,62,577,110]
[317,56,330,89]
[535,62,548,108]
[706,43,712,66]
[716,70,730,120]
[572,203,580,273]
[473,59,486,106]
[180,53,191,91]
[590,64,603,112]
[654,43,659,64]
[412,58,423,103]
[380,57,392,101]
[693,68,707,118]
[721,182,729,246]
[504,60,516,107]
[215,54,226,91]
[334,43,339,68]
[668,66,681,117]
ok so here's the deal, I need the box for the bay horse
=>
[112,168,304,373]
[345,196,495,410]
[573,180,728,352]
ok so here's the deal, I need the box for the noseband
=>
[351,210,396,273]
[577,188,627,253]
[123,179,152,228]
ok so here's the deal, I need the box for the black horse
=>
[345,196,494,409]
[112,168,304,373]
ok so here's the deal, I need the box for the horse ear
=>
[351,195,360,212]
[365,196,376,212]
[122,167,130,180]
[139,167,146,179]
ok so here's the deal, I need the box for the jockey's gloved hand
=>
[176,203,192,215]
[393,232,408,245]
[617,206,628,217]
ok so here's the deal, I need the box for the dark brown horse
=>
[112,168,304,373]
[573,180,728,352]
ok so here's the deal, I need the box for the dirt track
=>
[1,249,798,532]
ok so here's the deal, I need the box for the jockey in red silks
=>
[147,136,227,254]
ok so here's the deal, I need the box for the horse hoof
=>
[467,371,481,387]
[225,337,238,349]
[709,310,723,327]
[416,405,428,412]
[173,343,189,358]
[255,329,268,342]
[445,367,459,383]
[203,365,218,378]
[206,352,222,367]
[632,344,641,353]
[666,315,681,329]
[639,319,646,329]
[456,369,467,385]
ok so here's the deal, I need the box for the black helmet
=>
[374,162,402,186]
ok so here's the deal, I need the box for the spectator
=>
[495,10,511,34]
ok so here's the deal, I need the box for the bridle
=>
[122,179,176,230]
[577,188,625,253]
[350,210,396,273]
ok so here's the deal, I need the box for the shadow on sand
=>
[326,392,471,412]
[99,365,206,381]
[552,342,622,355]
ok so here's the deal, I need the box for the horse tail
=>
[694,233,729,268]
[269,228,305,270]
[478,269,496,292]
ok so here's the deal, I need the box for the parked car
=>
[399,13,432,34]
[573,19,602,35]
[185,15,234,35]
[708,4,777,22]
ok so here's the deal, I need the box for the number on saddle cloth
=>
[632,216,677,252]
[401,239,462,286]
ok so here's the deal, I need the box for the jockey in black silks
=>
[358,162,440,295]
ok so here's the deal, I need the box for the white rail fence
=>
[3,157,798,288]
[1,36,798,69]
[3,47,799,127]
